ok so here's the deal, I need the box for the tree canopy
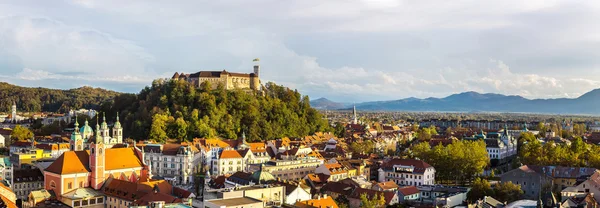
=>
[105,79,330,142]
[10,125,34,142]
[0,82,120,113]
[411,140,489,184]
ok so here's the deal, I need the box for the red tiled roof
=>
[398,186,419,196]
[220,149,242,159]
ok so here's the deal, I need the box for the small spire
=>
[103,112,106,123]
[74,115,79,131]
[116,112,119,122]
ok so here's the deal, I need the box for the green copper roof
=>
[250,165,275,184]
[80,120,93,134]
[114,112,122,129]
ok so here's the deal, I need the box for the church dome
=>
[250,165,275,184]
[80,120,93,135]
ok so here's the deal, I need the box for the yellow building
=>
[10,149,52,167]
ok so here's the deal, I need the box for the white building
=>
[143,143,201,185]
[284,184,312,205]
[0,156,12,185]
[378,159,435,186]
[214,148,244,175]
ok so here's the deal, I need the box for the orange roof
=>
[324,163,342,169]
[45,151,90,174]
[295,196,339,208]
[45,147,143,175]
[375,181,399,190]
[0,195,17,208]
[248,142,266,151]
[220,149,242,159]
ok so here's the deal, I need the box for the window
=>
[97,198,103,203]
[68,182,72,189]
[80,181,83,187]
[90,199,96,204]
[82,200,88,206]
[74,201,81,206]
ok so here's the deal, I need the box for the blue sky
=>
[1,0,600,102]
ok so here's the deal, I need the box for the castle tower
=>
[89,118,106,190]
[71,115,84,151]
[253,58,260,77]
[11,101,16,123]
[112,112,123,144]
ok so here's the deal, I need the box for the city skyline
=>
[1,1,600,102]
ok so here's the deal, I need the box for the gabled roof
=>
[45,151,91,174]
[398,186,419,196]
[321,181,355,196]
[45,148,143,175]
[375,181,399,190]
[220,149,242,159]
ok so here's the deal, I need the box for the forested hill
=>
[107,79,330,142]
[0,82,122,113]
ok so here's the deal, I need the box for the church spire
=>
[74,115,79,133]
[352,104,358,124]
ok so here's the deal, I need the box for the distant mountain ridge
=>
[309,97,347,110]
[311,89,600,114]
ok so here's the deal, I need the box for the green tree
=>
[360,193,386,208]
[493,182,523,203]
[149,114,169,143]
[10,125,34,142]
[334,122,346,138]
[467,178,494,202]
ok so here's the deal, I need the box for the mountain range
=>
[310,89,600,114]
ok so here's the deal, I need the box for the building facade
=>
[13,168,44,201]
[143,143,200,185]
[378,159,435,186]
[172,62,261,91]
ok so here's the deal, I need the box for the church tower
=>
[112,112,123,144]
[100,113,110,139]
[70,116,84,151]
[352,105,358,124]
[89,117,106,190]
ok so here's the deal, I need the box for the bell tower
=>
[71,115,84,151]
[112,112,123,144]
[90,117,105,190]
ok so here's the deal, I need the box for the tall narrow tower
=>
[253,58,260,77]
[100,113,109,139]
[11,101,16,123]
[71,115,84,151]
[353,105,358,124]
[112,112,123,144]
[90,117,106,190]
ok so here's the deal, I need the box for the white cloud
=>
[1,0,600,102]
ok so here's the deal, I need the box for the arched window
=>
[50,181,56,188]
[91,148,95,154]
[99,148,103,154]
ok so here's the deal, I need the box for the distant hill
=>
[0,82,122,113]
[310,97,347,110]
[349,90,600,114]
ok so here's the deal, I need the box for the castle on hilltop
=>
[172,59,261,90]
